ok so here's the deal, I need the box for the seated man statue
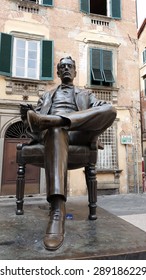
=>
[21,56,117,251]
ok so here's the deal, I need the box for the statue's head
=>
[57,56,77,84]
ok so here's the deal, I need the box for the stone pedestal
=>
[0,198,146,259]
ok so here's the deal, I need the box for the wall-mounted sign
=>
[121,135,132,145]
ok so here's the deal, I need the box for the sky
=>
[136,0,146,28]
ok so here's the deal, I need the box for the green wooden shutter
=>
[102,50,114,82]
[0,33,12,76]
[143,49,146,64]
[42,0,53,6]
[80,0,89,14]
[41,40,53,80]
[111,0,121,19]
[91,48,104,81]
[144,79,146,96]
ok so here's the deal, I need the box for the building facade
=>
[0,0,142,196]
[138,19,146,183]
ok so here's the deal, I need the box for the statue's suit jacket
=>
[35,86,105,115]
[27,85,110,142]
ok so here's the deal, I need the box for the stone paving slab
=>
[97,193,146,216]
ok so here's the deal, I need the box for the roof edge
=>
[138,18,146,38]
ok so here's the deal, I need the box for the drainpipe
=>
[142,156,146,192]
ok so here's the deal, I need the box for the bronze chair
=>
[16,137,103,220]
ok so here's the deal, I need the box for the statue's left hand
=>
[20,104,35,129]
[20,104,34,120]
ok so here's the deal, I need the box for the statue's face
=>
[57,58,76,84]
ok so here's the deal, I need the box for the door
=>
[1,122,40,195]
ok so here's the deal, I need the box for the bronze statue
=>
[20,56,117,251]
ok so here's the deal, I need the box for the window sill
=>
[83,169,122,180]
[85,85,119,91]
[89,13,121,21]
[96,169,122,173]
[96,169,122,179]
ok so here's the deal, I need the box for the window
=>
[13,38,40,79]
[0,33,54,80]
[80,0,121,19]
[96,124,118,170]
[143,49,146,64]
[90,48,115,87]
[21,0,54,6]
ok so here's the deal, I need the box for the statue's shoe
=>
[27,110,68,132]
[43,214,65,251]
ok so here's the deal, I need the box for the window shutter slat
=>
[111,0,121,19]
[80,0,89,14]
[91,49,104,81]
[103,50,114,82]
[42,0,53,6]
[41,40,53,80]
[0,33,12,76]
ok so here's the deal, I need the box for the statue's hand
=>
[20,104,34,121]
[20,104,35,129]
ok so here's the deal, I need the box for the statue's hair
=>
[57,56,76,70]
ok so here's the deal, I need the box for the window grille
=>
[96,123,117,170]
[5,121,28,139]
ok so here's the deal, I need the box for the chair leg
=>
[16,163,26,215]
[85,164,97,220]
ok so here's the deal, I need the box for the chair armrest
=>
[16,143,29,164]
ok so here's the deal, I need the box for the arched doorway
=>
[1,121,40,195]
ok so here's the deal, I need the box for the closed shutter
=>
[80,0,89,14]
[144,79,146,96]
[41,40,53,80]
[42,0,53,6]
[111,0,121,19]
[91,48,104,81]
[143,49,146,64]
[102,50,114,82]
[0,33,12,76]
